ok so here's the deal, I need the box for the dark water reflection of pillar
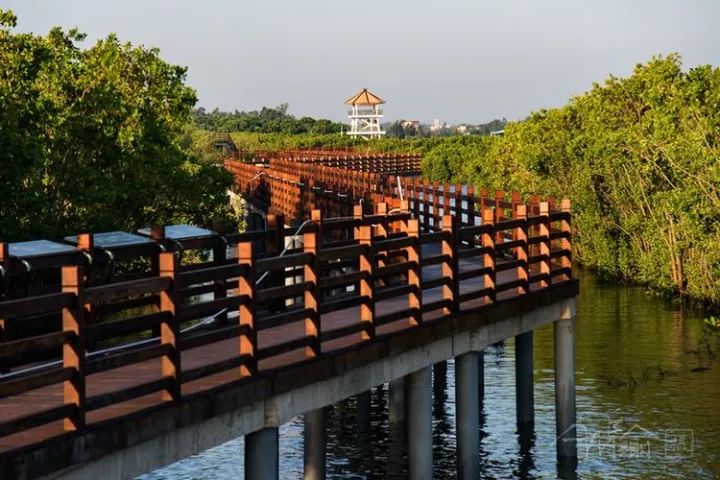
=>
[432,360,454,477]
[387,380,408,480]
[516,422,536,479]
[478,351,490,475]
[354,390,377,475]
[556,457,578,480]
[356,390,372,433]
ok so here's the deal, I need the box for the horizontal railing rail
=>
[0,200,571,445]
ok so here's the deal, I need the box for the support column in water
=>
[304,407,326,480]
[455,352,480,480]
[478,351,485,404]
[388,378,408,478]
[388,377,407,428]
[356,390,372,432]
[554,304,577,459]
[515,331,535,426]
[407,367,433,480]
[245,427,279,480]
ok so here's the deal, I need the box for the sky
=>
[4,0,720,124]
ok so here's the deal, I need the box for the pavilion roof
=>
[344,88,385,105]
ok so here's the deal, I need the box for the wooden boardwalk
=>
[0,230,569,454]
[0,153,573,477]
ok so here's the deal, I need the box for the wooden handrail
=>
[0,200,571,443]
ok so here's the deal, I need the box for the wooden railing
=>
[227,150,421,176]
[226,157,563,232]
[0,202,571,443]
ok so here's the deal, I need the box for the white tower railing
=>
[347,103,385,139]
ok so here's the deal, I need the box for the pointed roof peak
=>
[345,88,385,105]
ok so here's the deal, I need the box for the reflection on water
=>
[141,269,720,479]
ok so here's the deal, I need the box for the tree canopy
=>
[422,54,720,305]
[192,104,346,135]
[0,10,233,241]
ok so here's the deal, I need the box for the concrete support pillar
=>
[388,378,408,478]
[478,350,485,401]
[355,390,372,432]
[455,352,480,480]
[515,331,534,426]
[407,367,433,480]
[388,377,407,427]
[554,306,577,460]
[304,408,326,480]
[245,427,279,480]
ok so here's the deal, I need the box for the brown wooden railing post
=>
[353,204,364,236]
[357,225,375,341]
[515,204,529,295]
[454,183,463,220]
[441,184,451,220]
[494,191,505,245]
[353,204,364,293]
[441,214,459,316]
[511,191,522,211]
[75,234,98,353]
[150,225,166,275]
[538,202,551,288]
[561,199,572,278]
[529,193,540,258]
[266,214,286,312]
[412,179,420,220]
[76,233,93,260]
[159,252,181,402]
[376,202,387,235]
[0,243,8,373]
[511,192,521,242]
[0,242,7,298]
[406,219,422,326]
[466,185,476,226]
[149,226,166,341]
[422,180,431,232]
[238,242,257,376]
[61,265,86,431]
[375,202,388,287]
[482,209,496,303]
[212,230,228,325]
[304,215,321,357]
[432,181,440,229]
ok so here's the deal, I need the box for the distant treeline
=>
[192,104,346,135]
[385,118,507,138]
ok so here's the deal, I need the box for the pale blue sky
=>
[4,0,720,123]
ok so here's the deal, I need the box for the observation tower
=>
[345,88,385,139]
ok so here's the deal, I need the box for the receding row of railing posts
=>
[0,194,573,478]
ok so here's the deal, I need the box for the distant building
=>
[345,88,385,139]
[490,129,505,136]
[401,120,420,129]
[430,118,443,132]
[456,125,468,134]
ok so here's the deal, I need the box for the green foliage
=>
[225,131,451,156]
[423,54,720,305]
[420,136,493,183]
[192,104,346,135]
[705,316,720,331]
[0,10,234,241]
